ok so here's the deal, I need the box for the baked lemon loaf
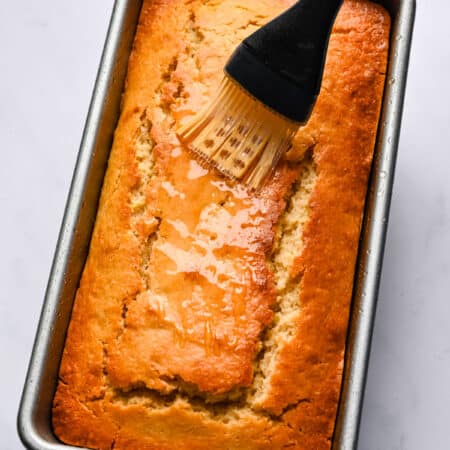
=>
[52,0,390,448]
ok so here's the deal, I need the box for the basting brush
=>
[178,0,343,189]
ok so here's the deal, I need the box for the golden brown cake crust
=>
[52,1,390,449]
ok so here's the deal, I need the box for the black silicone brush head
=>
[178,0,343,189]
[225,0,343,123]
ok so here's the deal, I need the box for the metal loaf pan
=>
[18,0,415,449]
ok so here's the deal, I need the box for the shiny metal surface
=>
[17,1,143,449]
[333,0,415,448]
[17,0,415,448]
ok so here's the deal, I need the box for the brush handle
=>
[226,0,343,123]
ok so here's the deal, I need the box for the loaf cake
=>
[52,0,390,448]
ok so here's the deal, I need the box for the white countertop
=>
[1,1,449,449]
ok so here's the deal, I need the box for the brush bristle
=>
[177,77,299,190]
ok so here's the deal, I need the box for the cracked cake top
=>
[52,1,390,449]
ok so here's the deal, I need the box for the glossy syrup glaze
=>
[117,128,300,394]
